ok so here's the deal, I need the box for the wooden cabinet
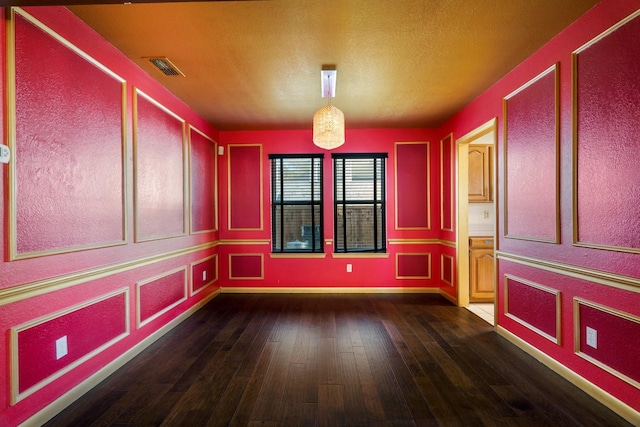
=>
[468,144,492,202]
[469,237,494,301]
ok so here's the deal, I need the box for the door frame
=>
[455,118,497,307]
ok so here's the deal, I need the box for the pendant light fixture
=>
[313,68,345,150]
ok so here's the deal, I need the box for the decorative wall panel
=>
[573,11,640,253]
[396,253,431,279]
[9,9,126,259]
[11,289,129,403]
[229,254,264,280]
[190,126,217,234]
[505,275,560,343]
[440,134,454,232]
[134,89,186,242]
[575,298,640,389]
[441,253,454,286]
[395,142,430,229]
[137,267,187,327]
[504,65,558,243]
[228,144,263,230]
[191,254,218,295]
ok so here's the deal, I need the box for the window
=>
[333,153,387,253]
[270,154,324,253]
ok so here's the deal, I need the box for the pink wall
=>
[218,128,446,290]
[0,7,219,425]
[437,0,640,413]
[2,0,640,424]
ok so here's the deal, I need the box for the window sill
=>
[332,253,390,259]
[270,253,327,259]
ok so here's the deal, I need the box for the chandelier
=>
[313,69,345,150]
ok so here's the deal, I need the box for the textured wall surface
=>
[574,12,640,251]
[14,12,125,257]
[504,67,558,242]
[439,0,640,413]
[0,7,219,426]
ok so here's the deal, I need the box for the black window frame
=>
[269,153,324,253]
[332,153,387,253]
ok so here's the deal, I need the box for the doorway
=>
[456,119,497,325]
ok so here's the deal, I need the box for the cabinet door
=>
[470,248,495,301]
[468,145,491,202]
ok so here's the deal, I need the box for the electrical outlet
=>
[0,144,10,164]
[586,326,598,349]
[202,270,207,281]
[483,210,490,219]
[346,264,352,273]
[56,336,68,360]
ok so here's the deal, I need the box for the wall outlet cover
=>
[56,336,68,360]
[0,144,10,164]
[586,326,598,349]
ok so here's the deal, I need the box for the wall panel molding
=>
[10,288,130,404]
[440,133,454,231]
[441,254,454,287]
[504,274,561,344]
[189,125,218,234]
[496,251,640,293]
[229,254,264,280]
[190,254,218,295]
[574,298,640,390]
[503,64,559,243]
[133,88,187,242]
[396,253,431,279]
[218,239,271,246]
[0,242,217,307]
[136,267,188,328]
[394,141,431,230]
[7,7,127,260]
[227,144,264,231]
[572,9,640,254]
[388,238,456,248]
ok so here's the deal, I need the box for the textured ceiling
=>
[63,1,600,131]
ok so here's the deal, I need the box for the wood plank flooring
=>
[44,294,631,426]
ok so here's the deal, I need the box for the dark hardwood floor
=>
[44,293,631,426]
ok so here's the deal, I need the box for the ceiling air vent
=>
[145,57,185,77]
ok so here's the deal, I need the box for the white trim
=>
[496,326,640,426]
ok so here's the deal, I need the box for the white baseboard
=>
[496,325,640,426]
[220,286,442,294]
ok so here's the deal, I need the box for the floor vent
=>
[145,57,185,77]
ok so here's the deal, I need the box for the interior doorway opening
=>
[456,119,497,326]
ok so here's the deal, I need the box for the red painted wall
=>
[438,0,640,413]
[0,7,219,425]
[3,0,640,423]
[218,128,444,290]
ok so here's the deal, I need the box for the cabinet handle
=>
[484,240,493,245]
